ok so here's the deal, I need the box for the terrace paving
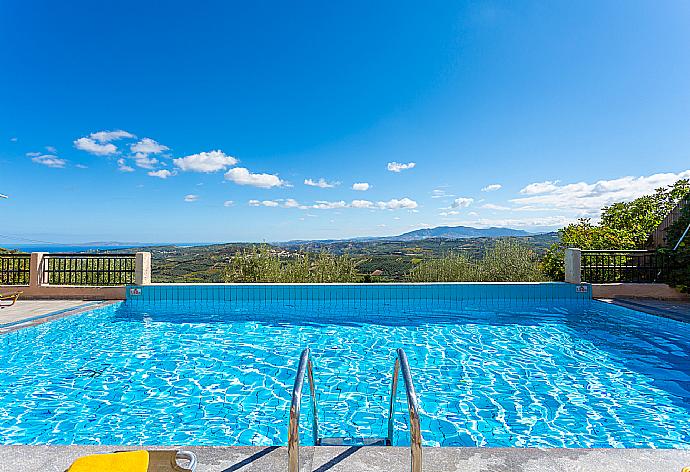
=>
[600,297,690,322]
[2,445,690,472]
[0,300,114,333]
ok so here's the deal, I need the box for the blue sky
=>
[1,1,689,243]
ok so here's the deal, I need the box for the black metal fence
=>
[581,250,671,283]
[0,254,31,285]
[42,254,136,286]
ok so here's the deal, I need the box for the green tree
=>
[542,179,690,280]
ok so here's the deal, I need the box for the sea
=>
[1,243,211,253]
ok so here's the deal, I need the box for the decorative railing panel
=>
[581,250,670,283]
[42,254,136,286]
[0,254,31,285]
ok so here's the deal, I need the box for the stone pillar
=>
[29,252,47,288]
[135,252,152,285]
[564,248,582,284]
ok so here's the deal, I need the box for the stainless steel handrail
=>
[288,348,319,472]
[387,348,422,472]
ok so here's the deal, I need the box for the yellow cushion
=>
[68,450,149,472]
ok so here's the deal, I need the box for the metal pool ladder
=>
[287,347,422,472]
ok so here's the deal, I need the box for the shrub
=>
[225,245,361,283]
[408,239,545,282]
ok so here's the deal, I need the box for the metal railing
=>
[288,348,319,472]
[0,254,31,285]
[42,253,136,286]
[388,348,422,472]
[581,250,671,283]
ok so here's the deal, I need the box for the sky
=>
[1,1,689,244]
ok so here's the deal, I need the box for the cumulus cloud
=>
[248,199,280,207]
[245,197,419,211]
[312,200,348,210]
[481,184,502,192]
[148,169,172,179]
[131,138,168,155]
[446,216,572,229]
[223,200,234,207]
[451,197,474,208]
[89,130,135,142]
[225,167,285,188]
[45,145,57,153]
[352,182,370,191]
[74,130,134,156]
[29,154,66,168]
[511,171,690,216]
[387,161,416,172]
[519,180,560,195]
[304,178,338,188]
[379,198,418,210]
[74,137,118,156]
[117,158,135,172]
[173,150,238,173]
[184,194,199,202]
[133,153,159,169]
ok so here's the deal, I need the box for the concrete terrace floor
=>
[0,300,113,333]
[4,445,690,472]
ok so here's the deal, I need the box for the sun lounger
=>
[66,450,197,472]
[0,291,22,308]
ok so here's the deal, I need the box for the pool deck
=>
[3,445,690,471]
[599,297,690,322]
[0,300,115,333]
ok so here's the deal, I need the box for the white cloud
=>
[378,198,418,210]
[223,200,234,207]
[312,200,348,210]
[225,167,285,188]
[439,210,461,217]
[117,158,135,172]
[387,161,416,172]
[184,194,199,202]
[74,137,117,156]
[75,164,88,169]
[351,199,374,209]
[511,171,690,217]
[447,216,572,229]
[30,154,66,168]
[352,182,370,191]
[519,180,560,195]
[481,184,502,192]
[133,153,159,169]
[431,188,454,198]
[45,145,57,153]
[148,169,172,179]
[89,130,135,142]
[74,130,135,156]
[131,138,168,155]
[451,197,474,208]
[174,150,237,173]
[304,178,338,188]
[283,198,301,208]
[482,203,510,210]
[248,199,281,207]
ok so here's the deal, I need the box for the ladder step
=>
[319,437,389,446]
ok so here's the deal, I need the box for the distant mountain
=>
[281,225,534,246]
[390,226,532,241]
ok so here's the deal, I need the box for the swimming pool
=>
[0,284,688,448]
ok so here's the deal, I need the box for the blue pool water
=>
[0,297,689,447]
